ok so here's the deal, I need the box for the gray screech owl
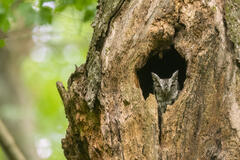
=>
[151,71,179,114]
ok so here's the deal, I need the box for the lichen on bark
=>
[225,0,240,47]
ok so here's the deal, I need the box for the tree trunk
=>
[57,0,240,159]
[0,27,38,159]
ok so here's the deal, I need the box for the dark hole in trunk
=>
[137,45,187,99]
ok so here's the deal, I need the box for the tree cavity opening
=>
[136,45,187,99]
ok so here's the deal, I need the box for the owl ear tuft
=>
[151,72,159,82]
[151,72,162,88]
[171,70,178,79]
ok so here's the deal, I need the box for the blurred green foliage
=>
[0,147,6,160]
[0,0,97,45]
[0,0,96,159]
[22,7,93,160]
[0,39,4,47]
[0,0,14,33]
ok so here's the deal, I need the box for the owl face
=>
[163,71,178,91]
[152,71,178,90]
[151,71,179,101]
[158,78,172,92]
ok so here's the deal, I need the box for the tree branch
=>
[0,119,26,160]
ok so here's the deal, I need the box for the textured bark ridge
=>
[57,0,240,159]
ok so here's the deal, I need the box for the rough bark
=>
[58,0,240,159]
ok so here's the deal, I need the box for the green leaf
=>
[54,4,66,12]
[74,0,95,11]
[83,5,96,21]
[0,39,5,48]
[39,6,53,24]
[55,0,74,12]
[0,18,10,32]
[0,4,6,14]
[0,0,14,9]
[17,2,38,26]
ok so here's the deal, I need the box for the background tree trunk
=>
[0,26,38,159]
[57,0,240,159]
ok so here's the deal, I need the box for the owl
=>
[151,70,179,114]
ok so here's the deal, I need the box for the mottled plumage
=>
[151,71,179,114]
